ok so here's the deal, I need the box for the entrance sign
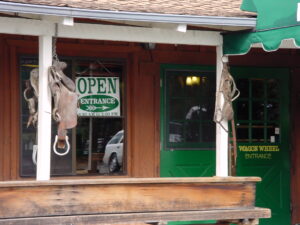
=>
[239,145,280,160]
[76,77,120,117]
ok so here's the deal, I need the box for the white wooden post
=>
[37,35,52,180]
[216,45,229,177]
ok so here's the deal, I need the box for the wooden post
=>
[216,46,228,177]
[37,35,52,181]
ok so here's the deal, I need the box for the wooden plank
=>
[36,35,52,181]
[0,177,261,187]
[216,46,228,176]
[0,17,222,46]
[0,37,4,181]
[0,208,271,225]
[0,182,256,219]
[7,39,141,53]
[9,45,19,180]
[2,40,11,181]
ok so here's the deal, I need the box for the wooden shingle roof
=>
[0,0,255,18]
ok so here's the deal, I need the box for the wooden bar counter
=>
[0,177,270,225]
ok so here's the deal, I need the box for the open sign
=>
[76,77,120,117]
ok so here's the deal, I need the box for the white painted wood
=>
[37,35,52,181]
[0,17,54,36]
[216,45,229,177]
[0,16,222,46]
[59,22,221,46]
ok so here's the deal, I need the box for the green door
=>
[160,65,291,225]
[160,64,216,178]
[232,67,291,225]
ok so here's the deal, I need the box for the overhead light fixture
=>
[186,76,192,86]
[176,24,187,33]
[142,43,156,50]
[186,76,201,86]
[62,17,74,26]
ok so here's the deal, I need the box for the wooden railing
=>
[0,177,270,225]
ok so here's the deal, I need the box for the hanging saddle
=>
[49,60,78,151]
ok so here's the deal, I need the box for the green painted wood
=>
[160,65,291,225]
[160,64,217,224]
[160,64,216,178]
[231,67,291,225]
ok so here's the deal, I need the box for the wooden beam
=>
[0,17,222,46]
[9,45,19,180]
[0,177,259,219]
[216,46,229,177]
[0,208,271,225]
[0,177,262,187]
[36,35,52,181]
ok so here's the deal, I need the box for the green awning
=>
[223,0,300,55]
[223,26,300,55]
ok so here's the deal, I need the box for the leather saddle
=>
[49,61,77,150]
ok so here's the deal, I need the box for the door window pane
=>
[166,69,215,149]
[234,76,280,143]
[252,101,265,121]
[252,79,264,98]
[267,79,279,99]
[236,101,249,120]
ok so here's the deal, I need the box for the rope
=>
[214,62,240,132]
[52,23,59,62]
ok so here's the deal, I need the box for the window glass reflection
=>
[236,123,249,141]
[252,79,264,98]
[237,79,249,98]
[166,70,215,149]
[267,101,279,121]
[252,124,265,142]
[237,101,249,120]
[267,79,279,99]
[20,57,126,177]
[252,101,265,121]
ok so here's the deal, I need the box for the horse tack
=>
[49,60,77,151]
[214,62,240,129]
[24,68,39,128]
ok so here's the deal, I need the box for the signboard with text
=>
[238,145,280,160]
[76,77,120,117]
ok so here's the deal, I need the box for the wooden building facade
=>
[0,1,298,224]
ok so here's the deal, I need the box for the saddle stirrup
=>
[53,135,70,156]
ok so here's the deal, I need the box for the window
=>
[235,78,280,143]
[20,56,126,177]
[164,68,216,150]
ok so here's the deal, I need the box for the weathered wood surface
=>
[0,177,261,187]
[0,208,271,225]
[0,177,258,219]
